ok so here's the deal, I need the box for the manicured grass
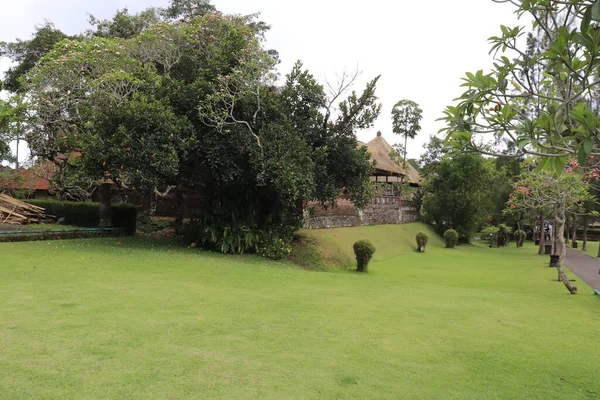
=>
[573,239,600,257]
[1,223,599,399]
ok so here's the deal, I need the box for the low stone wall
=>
[303,196,419,229]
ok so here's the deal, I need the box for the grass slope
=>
[287,222,443,270]
[1,226,599,399]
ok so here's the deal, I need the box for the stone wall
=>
[303,196,419,229]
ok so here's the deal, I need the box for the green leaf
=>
[578,145,588,165]
[592,1,600,21]
[583,137,594,155]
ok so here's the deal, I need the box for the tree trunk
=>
[571,217,577,246]
[174,188,184,235]
[582,216,588,251]
[538,214,545,255]
[149,191,157,217]
[403,135,408,169]
[565,214,571,244]
[555,211,578,294]
[98,183,112,228]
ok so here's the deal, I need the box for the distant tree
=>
[421,152,495,241]
[418,135,448,177]
[391,99,422,169]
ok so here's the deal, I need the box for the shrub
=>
[416,232,429,251]
[137,213,168,233]
[514,229,526,248]
[27,200,137,234]
[480,226,499,247]
[353,240,376,272]
[443,229,459,248]
[497,224,513,247]
[258,232,293,260]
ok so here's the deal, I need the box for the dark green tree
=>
[421,152,495,241]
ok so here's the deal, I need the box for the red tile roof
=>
[0,164,52,191]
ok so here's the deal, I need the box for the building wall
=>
[303,196,419,229]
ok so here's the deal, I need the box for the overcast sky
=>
[0,0,522,162]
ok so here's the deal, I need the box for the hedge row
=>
[27,200,137,234]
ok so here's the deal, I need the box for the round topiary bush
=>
[353,240,376,272]
[443,229,459,248]
[416,232,429,252]
[514,229,526,248]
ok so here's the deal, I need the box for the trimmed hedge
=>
[443,229,459,248]
[353,239,376,272]
[27,200,137,234]
[416,232,429,251]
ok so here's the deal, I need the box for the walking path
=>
[565,248,600,292]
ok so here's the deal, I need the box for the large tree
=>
[421,152,495,241]
[19,1,379,256]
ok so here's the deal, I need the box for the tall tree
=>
[391,99,422,169]
[421,152,495,241]
[19,2,379,255]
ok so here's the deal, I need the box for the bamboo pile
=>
[0,193,46,224]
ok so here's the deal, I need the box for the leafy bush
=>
[443,229,459,248]
[137,213,168,233]
[353,240,376,272]
[258,232,293,260]
[27,200,137,234]
[497,224,513,247]
[480,226,499,247]
[416,232,429,251]
[514,229,526,247]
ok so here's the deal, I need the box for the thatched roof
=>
[358,134,421,186]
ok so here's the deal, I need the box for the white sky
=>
[0,0,522,162]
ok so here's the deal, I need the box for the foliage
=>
[391,99,422,140]
[353,239,376,272]
[514,229,527,247]
[258,231,293,260]
[497,224,513,247]
[443,229,459,248]
[504,162,594,262]
[0,22,68,93]
[137,213,168,233]
[391,99,422,168]
[440,1,600,168]
[415,232,429,250]
[16,3,379,256]
[27,199,137,233]
[480,225,500,247]
[421,152,495,241]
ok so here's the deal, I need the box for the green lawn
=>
[1,223,599,399]
[573,239,600,257]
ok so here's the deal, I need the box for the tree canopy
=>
[2,0,380,256]
[441,1,600,172]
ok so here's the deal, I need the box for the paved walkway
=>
[565,248,600,292]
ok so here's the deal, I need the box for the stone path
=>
[565,248,600,292]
